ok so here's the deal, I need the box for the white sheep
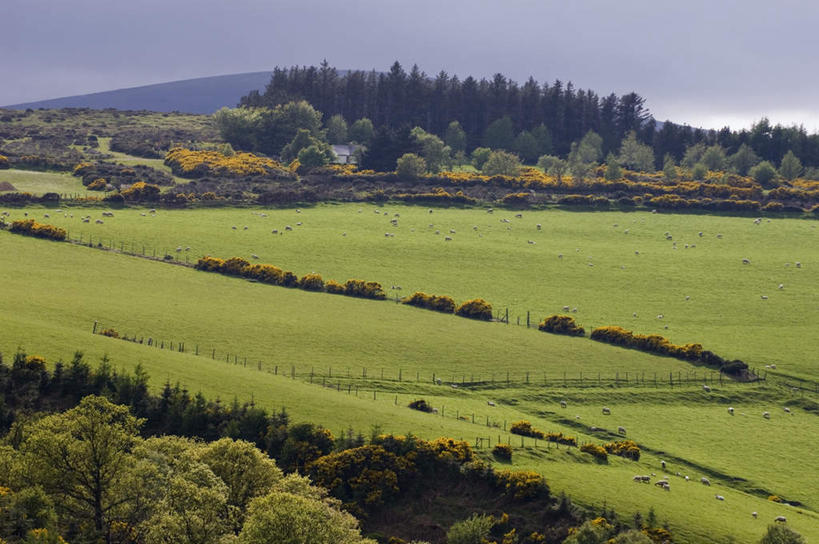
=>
[618,426,626,435]
[272,229,278,234]
[774,516,787,523]
[778,284,784,289]
[661,460,666,469]
[795,262,801,268]
[243,225,248,230]
[563,306,570,311]
[175,246,182,252]
[449,229,456,234]
[251,254,259,259]
[444,236,452,241]
[763,411,770,419]
[560,400,567,408]
[285,225,293,231]
[784,407,791,413]
[95,219,103,224]
[232,226,237,230]
[742,258,750,265]
[752,512,758,519]
[657,314,664,319]
[703,385,711,392]
[761,295,768,300]
[571,307,577,313]
[715,495,725,501]
[602,407,611,415]
[536,223,542,230]
[43,213,50,218]
[296,222,302,226]
[515,213,522,218]
[528,240,535,244]
[728,407,734,415]
[487,401,496,407]
[701,477,711,486]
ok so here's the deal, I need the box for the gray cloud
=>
[2,0,818,130]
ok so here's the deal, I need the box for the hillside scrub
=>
[8,218,66,241]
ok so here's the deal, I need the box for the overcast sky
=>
[2,0,818,131]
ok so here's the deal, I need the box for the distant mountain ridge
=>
[3,71,275,114]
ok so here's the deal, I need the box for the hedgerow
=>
[603,440,641,461]
[509,420,545,439]
[538,315,585,336]
[401,291,456,313]
[344,279,386,300]
[580,443,608,462]
[9,219,67,241]
[408,399,433,413]
[590,325,749,375]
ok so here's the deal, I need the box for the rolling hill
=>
[2,71,274,114]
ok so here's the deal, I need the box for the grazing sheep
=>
[571,307,577,313]
[95,219,103,224]
[444,236,452,241]
[784,407,791,413]
[82,218,90,223]
[717,233,723,238]
[473,225,478,230]
[558,254,563,259]
[779,284,784,289]
[175,246,182,252]
[796,262,802,268]
[43,213,50,218]
[251,254,259,259]
[602,407,611,415]
[685,476,690,481]
[428,209,433,213]
[486,208,493,213]
[435,230,440,235]
[272,229,278,234]
[715,495,725,501]
[774,516,787,523]
[770,364,777,369]
[385,233,391,237]
[296,222,302,226]
[487,401,496,407]
[701,477,711,486]
[536,223,542,230]
[752,512,758,519]
[763,411,770,419]
[661,460,666,469]
[761,295,768,300]
[140,213,146,216]
[232,226,237,230]
[563,305,570,311]
[243,226,248,230]
[624,228,629,234]
[185,247,190,251]
[528,240,536,244]
[633,312,638,317]
[742,258,750,265]
[728,407,734,415]
[633,475,650,483]
[655,481,670,490]
[685,295,690,300]
[432,408,438,414]
[698,231,703,237]
[102,212,114,217]
[296,209,301,213]
[657,314,664,319]
[515,213,522,218]
[285,225,293,231]
[703,385,711,393]
[449,229,456,234]
[635,250,640,255]
[618,426,627,435]
[149,209,156,213]
[560,400,567,408]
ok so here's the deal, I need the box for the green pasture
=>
[9,203,818,381]
[0,169,90,196]
[1,231,818,543]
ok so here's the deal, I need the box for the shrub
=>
[492,443,513,462]
[194,256,225,272]
[768,495,783,503]
[495,470,549,500]
[760,524,806,544]
[401,292,456,313]
[222,256,251,276]
[580,443,608,462]
[408,399,433,413]
[102,193,125,205]
[298,273,324,291]
[538,315,585,336]
[325,280,345,294]
[120,181,161,201]
[344,279,386,300]
[446,514,495,544]
[603,440,641,461]
[87,178,107,191]
[509,420,545,439]
[544,432,577,447]
[99,328,120,339]
[395,153,427,180]
[0,155,9,169]
[455,298,493,321]
[558,194,596,206]
[164,147,288,178]
[483,150,522,177]
[9,219,67,241]
[762,201,784,212]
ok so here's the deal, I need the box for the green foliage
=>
[779,150,803,181]
[691,162,708,180]
[512,131,540,163]
[471,147,492,170]
[349,118,375,145]
[213,107,262,151]
[563,519,611,544]
[576,131,603,164]
[759,524,806,544]
[344,279,387,300]
[580,443,608,461]
[531,124,553,157]
[509,420,544,439]
[751,160,778,187]
[701,145,727,171]
[662,154,677,182]
[604,153,622,181]
[483,117,515,150]
[326,114,349,145]
[297,144,332,169]
[610,530,653,544]
[282,128,333,164]
[619,131,655,171]
[238,490,374,544]
[455,298,493,321]
[729,143,760,175]
[395,153,427,180]
[411,127,451,173]
[446,514,494,544]
[538,315,585,337]
[482,150,522,177]
[445,121,467,153]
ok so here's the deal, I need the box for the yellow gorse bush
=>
[164,147,286,178]
[9,219,67,241]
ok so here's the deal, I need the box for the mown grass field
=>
[1,230,818,543]
[9,202,818,381]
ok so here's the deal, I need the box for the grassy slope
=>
[11,203,818,380]
[0,169,90,196]
[2,231,818,543]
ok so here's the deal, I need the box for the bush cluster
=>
[194,256,385,300]
[120,181,161,201]
[580,443,608,462]
[544,432,578,447]
[408,399,433,413]
[455,298,493,321]
[164,147,289,178]
[9,219,67,241]
[401,291,456,313]
[603,440,641,461]
[590,326,749,375]
[394,187,476,206]
[492,443,513,461]
[509,420,545,439]
[99,328,120,338]
[0,154,9,169]
[538,315,585,336]
[494,470,549,501]
[73,161,174,188]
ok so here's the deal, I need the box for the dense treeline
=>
[239,61,819,168]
